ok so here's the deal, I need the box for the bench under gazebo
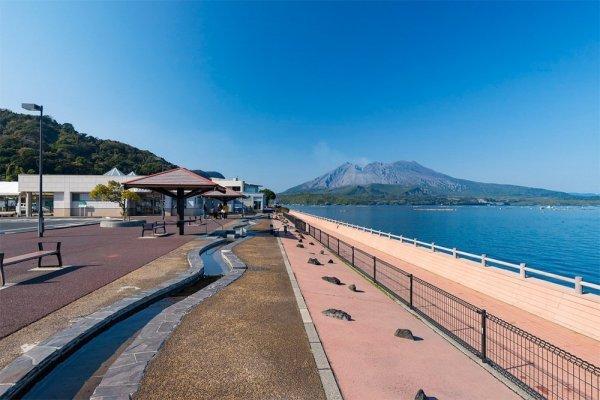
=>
[123,168,225,235]
[202,187,247,215]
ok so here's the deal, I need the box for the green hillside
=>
[0,109,176,180]
[279,183,600,206]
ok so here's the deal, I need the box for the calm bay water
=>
[290,205,600,285]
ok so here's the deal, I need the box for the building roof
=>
[123,167,225,191]
[104,167,126,176]
[0,182,18,196]
[202,187,247,201]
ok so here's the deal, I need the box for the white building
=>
[16,168,154,217]
[14,169,264,217]
[0,182,19,215]
[163,177,265,215]
[210,178,265,211]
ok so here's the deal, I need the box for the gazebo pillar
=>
[176,188,185,235]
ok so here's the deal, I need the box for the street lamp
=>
[21,103,44,237]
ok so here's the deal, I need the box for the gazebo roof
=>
[203,187,247,201]
[123,168,224,191]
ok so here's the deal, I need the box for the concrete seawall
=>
[291,210,600,342]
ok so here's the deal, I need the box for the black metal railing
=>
[282,212,600,400]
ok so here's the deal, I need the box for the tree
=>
[90,180,141,220]
[260,188,276,205]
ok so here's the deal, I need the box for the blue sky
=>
[1,1,598,193]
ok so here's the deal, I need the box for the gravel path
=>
[135,221,326,400]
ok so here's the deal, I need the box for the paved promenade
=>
[136,221,326,399]
[294,212,600,365]
[278,221,520,400]
[0,238,214,371]
[0,217,232,338]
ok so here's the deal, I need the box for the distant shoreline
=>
[279,198,600,207]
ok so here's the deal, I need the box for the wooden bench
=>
[0,242,62,286]
[141,221,167,237]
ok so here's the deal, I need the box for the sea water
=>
[290,205,600,285]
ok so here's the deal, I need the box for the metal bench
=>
[141,221,167,237]
[0,242,62,286]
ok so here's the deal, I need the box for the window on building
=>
[71,193,90,202]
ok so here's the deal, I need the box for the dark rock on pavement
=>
[307,258,322,266]
[322,308,352,321]
[297,243,305,248]
[415,389,428,400]
[321,276,342,285]
[395,328,416,340]
[327,259,334,264]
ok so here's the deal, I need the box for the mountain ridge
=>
[280,161,598,205]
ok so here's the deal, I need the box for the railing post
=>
[481,254,487,267]
[351,246,355,266]
[480,309,487,363]
[452,248,457,258]
[519,263,526,278]
[574,276,583,294]
[414,238,418,247]
[409,274,413,309]
[373,256,377,282]
[337,239,340,255]
[399,235,403,242]
[431,242,435,252]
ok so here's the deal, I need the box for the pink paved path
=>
[278,221,520,400]
[293,212,600,366]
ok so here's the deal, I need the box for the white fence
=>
[294,210,600,295]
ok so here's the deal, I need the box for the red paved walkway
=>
[0,217,230,338]
[278,221,521,400]
[293,212,600,363]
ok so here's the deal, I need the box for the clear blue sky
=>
[1,1,598,193]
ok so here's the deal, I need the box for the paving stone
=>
[0,384,13,398]
[310,342,331,370]
[92,383,139,397]
[133,352,156,363]
[304,323,320,343]
[0,356,33,384]
[23,345,58,365]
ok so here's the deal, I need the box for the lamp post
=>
[21,103,44,237]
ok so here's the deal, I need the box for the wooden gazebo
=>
[123,168,225,235]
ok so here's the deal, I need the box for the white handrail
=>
[293,210,598,295]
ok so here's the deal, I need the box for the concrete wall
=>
[292,211,600,341]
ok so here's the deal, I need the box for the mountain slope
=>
[0,109,177,180]
[281,161,597,205]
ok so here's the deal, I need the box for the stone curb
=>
[90,239,248,400]
[0,238,227,399]
[276,235,344,400]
